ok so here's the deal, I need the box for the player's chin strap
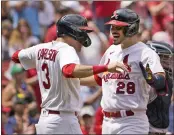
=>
[139,62,166,95]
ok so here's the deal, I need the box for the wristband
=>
[93,65,108,75]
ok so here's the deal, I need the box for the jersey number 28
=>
[42,63,51,89]
[116,82,135,94]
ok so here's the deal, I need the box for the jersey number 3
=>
[42,63,51,89]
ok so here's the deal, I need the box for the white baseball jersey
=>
[18,41,81,112]
[99,42,164,112]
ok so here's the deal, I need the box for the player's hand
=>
[139,62,154,84]
[108,62,129,73]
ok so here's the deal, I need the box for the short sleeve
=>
[18,46,37,70]
[97,51,108,78]
[98,32,108,42]
[97,45,117,78]
[141,49,164,74]
[59,47,80,70]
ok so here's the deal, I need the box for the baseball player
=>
[80,9,168,134]
[146,41,174,135]
[11,14,128,134]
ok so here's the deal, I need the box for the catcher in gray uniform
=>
[146,41,174,135]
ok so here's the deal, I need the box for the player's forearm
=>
[80,76,98,86]
[62,64,107,78]
[63,62,128,78]
[73,64,107,78]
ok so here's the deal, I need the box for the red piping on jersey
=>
[11,50,21,63]
[106,59,110,65]
[94,74,102,86]
[123,54,131,72]
[62,63,76,78]
[93,65,108,75]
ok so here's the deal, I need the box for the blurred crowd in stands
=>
[1,1,174,134]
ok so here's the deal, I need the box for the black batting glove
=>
[139,62,154,84]
[139,62,166,95]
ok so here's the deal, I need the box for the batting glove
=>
[139,62,167,95]
[139,62,154,84]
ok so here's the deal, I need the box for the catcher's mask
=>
[146,41,174,84]
[56,14,93,47]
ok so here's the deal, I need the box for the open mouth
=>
[113,33,120,38]
[113,34,120,40]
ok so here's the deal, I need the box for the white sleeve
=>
[99,45,115,66]
[59,47,80,70]
[141,49,164,74]
[98,32,108,41]
[97,51,108,78]
[18,46,37,70]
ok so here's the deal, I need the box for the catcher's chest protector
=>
[147,74,173,128]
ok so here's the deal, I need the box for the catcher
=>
[146,41,174,135]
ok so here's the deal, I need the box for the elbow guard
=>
[93,65,108,75]
[62,64,76,78]
[11,50,21,63]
